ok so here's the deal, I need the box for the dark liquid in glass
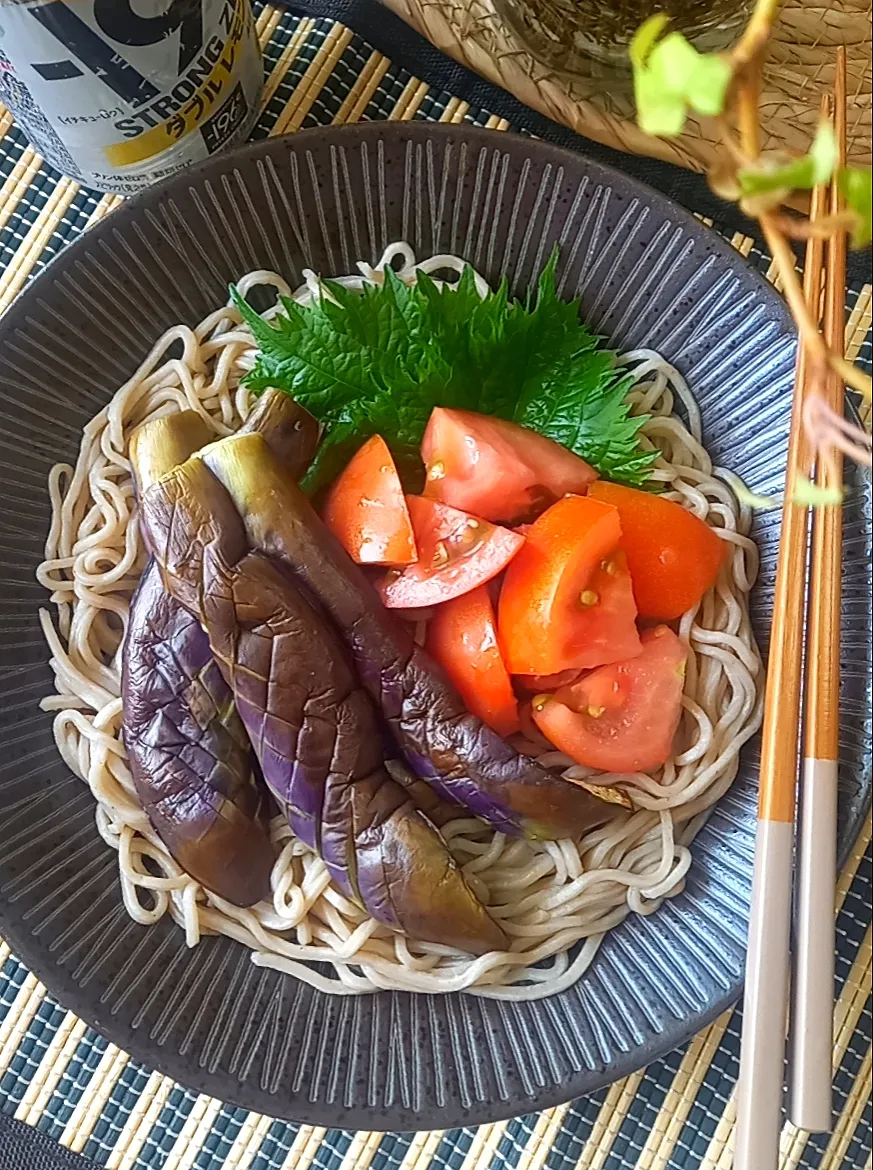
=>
[494,0,749,77]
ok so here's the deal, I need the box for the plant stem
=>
[736,71,762,157]
[734,75,873,407]
[767,212,858,240]
[760,218,826,353]
[631,2,873,418]
[736,75,820,350]
[831,356,873,403]
[715,117,747,164]
[731,0,781,72]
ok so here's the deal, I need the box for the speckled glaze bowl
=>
[0,122,869,1131]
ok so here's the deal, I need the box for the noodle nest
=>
[37,245,763,999]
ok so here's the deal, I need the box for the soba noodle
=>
[37,244,763,999]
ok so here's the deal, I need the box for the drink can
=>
[0,0,263,194]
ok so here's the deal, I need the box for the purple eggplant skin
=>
[122,561,274,906]
[142,460,507,953]
[132,396,320,600]
[383,760,458,829]
[122,398,317,906]
[201,547,507,953]
[202,434,628,842]
[238,390,320,479]
[139,454,251,619]
[125,414,274,907]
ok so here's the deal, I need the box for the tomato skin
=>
[377,496,524,608]
[514,669,585,695]
[426,586,520,738]
[588,481,726,620]
[497,495,641,675]
[323,435,417,566]
[422,408,597,524]
[533,626,688,773]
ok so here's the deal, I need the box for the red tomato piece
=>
[532,626,688,773]
[323,435,417,566]
[377,496,524,608]
[422,408,597,524]
[565,549,642,670]
[588,481,726,620]
[497,495,641,675]
[426,586,520,737]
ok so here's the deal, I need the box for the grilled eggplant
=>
[123,561,274,905]
[201,434,631,841]
[204,547,507,952]
[128,412,212,497]
[122,397,319,906]
[140,456,507,953]
[239,389,320,479]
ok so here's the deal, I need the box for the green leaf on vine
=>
[629,12,670,67]
[839,167,872,248]
[790,472,844,507]
[737,121,838,198]
[733,474,844,511]
[630,15,733,138]
[733,482,780,510]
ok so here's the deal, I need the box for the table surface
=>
[0,5,871,1170]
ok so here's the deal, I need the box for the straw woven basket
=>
[379,0,872,173]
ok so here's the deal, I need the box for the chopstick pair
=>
[734,51,847,1169]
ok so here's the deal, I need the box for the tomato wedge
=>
[377,496,524,608]
[422,408,597,524]
[323,435,417,566]
[588,481,726,620]
[426,586,520,737]
[497,495,641,675]
[565,550,642,669]
[532,626,688,773]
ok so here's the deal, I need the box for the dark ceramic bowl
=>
[0,123,870,1130]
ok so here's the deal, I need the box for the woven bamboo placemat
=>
[0,6,871,1169]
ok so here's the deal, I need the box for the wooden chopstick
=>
[733,107,831,1170]
[789,47,848,1134]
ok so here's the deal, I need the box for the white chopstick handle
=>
[735,818,795,1170]
[789,756,838,1132]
